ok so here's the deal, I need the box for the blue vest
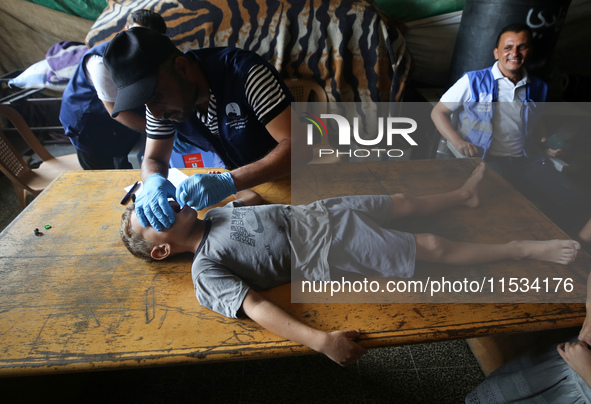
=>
[172,48,293,168]
[59,41,141,157]
[458,66,547,158]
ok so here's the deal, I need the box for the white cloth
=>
[83,54,118,102]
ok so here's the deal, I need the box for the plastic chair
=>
[0,104,81,208]
[284,78,328,104]
[284,78,342,164]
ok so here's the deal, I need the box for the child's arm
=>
[241,289,367,366]
[235,189,263,206]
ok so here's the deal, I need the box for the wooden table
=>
[0,159,587,376]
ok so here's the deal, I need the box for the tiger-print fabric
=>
[85,0,411,103]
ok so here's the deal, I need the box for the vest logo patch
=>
[478,92,493,102]
[225,102,248,130]
[226,103,241,118]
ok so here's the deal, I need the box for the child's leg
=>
[390,163,485,220]
[579,218,591,244]
[414,233,580,266]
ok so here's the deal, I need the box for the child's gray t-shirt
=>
[192,201,331,318]
[192,197,415,318]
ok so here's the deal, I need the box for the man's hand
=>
[134,173,176,231]
[431,102,482,158]
[176,171,237,210]
[318,330,368,367]
[452,139,482,157]
[541,136,564,158]
[558,341,591,387]
[545,148,562,157]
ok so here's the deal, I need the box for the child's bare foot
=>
[460,163,485,208]
[515,239,580,265]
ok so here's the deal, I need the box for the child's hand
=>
[207,170,222,174]
[558,341,591,387]
[320,330,368,366]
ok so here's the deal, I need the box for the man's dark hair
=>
[129,9,167,35]
[495,23,533,48]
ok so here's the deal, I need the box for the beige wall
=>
[0,0,93,75]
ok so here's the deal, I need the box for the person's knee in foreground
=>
[466,335,591,403]
[562,263,591,390]
[120,164,580,366]
[467,261,591,403]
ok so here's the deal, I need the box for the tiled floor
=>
[1,342,485,403]
[0,143,485,403]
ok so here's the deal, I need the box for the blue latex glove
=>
[135,173,177,231]
[176,172,237,210]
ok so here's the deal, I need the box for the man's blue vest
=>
[59,41,140,157]
[458,66,548,158]
[172,48,293,169]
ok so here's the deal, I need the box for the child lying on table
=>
[120,163,580,366]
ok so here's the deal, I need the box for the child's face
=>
[130,200,198,245]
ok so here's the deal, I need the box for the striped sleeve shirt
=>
[146,64,288,139]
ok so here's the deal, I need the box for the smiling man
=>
[430,23,545,159]
[494,30,530,83]
[430,23,591,239]
[493,25,531,85]
[103,27,301,232]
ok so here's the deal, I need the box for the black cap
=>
[104,27,177,117]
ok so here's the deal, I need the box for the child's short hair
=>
[120,204,156,262]
[127,9,167,34]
